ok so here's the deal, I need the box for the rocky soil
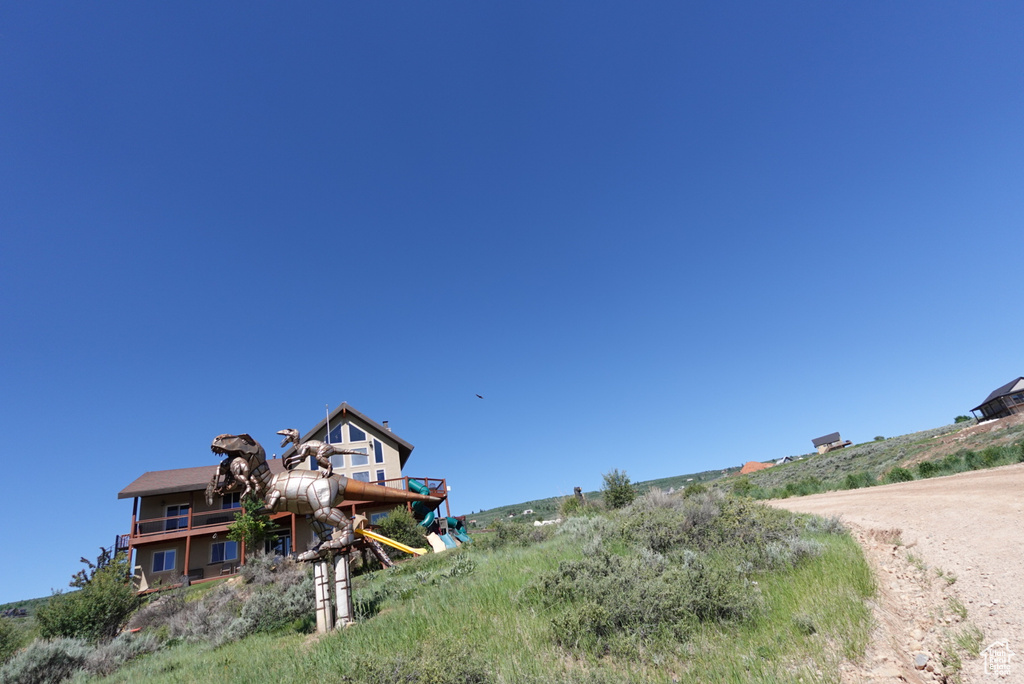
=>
[772,463,1024,683]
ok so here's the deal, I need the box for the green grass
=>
[91,510,873,684]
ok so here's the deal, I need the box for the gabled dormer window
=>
[348,424,367,442]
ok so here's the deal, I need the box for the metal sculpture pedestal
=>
[312,551,354,633]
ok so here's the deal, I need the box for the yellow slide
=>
[354,528,428,556]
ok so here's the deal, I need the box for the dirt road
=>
[772,463,1024,683]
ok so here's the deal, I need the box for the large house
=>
[971,377,1024,421]
[811,432,851,455]
[118,403,449,592]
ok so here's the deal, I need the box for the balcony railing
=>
[127,475,448,540]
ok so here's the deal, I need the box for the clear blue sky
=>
[2,3,1022,604]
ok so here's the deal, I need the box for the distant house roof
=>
[280,402,415,468]
[971,377,1024,412]
[118,459,288,499]
[739,461,773,475]
[812,432,841,448]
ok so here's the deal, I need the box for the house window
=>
[211,541,238,564]
[351,470,371,482]
[328,424,344,443]
[375,469,386,483]
[330,452,346,469]
[350,447,369,466]
[348,424,366,442]
[370,512,388,524]
[222,492,241,510]
[165,504,189,531]
[373,439,384,464]
[153,550,176,573]
[266,535,291,557]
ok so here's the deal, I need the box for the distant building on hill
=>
[971,377,1024,421]
[739,461,773,475]
[811,432,851,454]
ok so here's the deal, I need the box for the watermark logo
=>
[982,640,1015,676]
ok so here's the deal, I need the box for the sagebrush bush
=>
[81,632,161,677]
[36,553,140,643]
[233,575,314,638]
[166,583,238,643]
[0,638,90,684]
[340,641,488,683]
[240,552,308,588]
[804,515,846,536]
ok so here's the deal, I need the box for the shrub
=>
[0,638,90,684]
[842,471,875,490]
[884,467,914,484]
[341,642,488,684]
[804,515,846,536]
[374,507,428,558]
[228,574,314,640]
[917,461,939,478]
[732,477,754,497]
[683,482,708,498]
[601,469,637,509]
[0,618,23,666]
[36,553,140,643]
[954,415,972,423]
[240,552,307,588]
[82,632,161,677]
[874,436,885,442]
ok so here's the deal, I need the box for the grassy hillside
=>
[726,416,1024,499]
[467,466,739,527]
[76,492,873,684]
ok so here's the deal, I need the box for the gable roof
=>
[812,432,841,448]
[972,377,1024,411]
[118,459,288,499]
[279,402,415,468]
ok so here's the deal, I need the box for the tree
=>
[227,493,273,559]
[601,469,637,509]
[70,546,115,588]
[954,415,972,424]
[36,552,140,642]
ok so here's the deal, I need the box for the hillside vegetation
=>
[4,490,874,684]
[730,416,1024,500]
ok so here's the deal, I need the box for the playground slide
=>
[439,533,457,549]
[425,532,448,553]
[354,528,427,556]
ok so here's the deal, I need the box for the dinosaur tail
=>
[341,478,443,506]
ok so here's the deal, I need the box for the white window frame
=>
[165,504,189,530]
[153,549,176,573]
[347,423,368,443]
[375,468,386,483]
[211,540,238,564]
[221,492,241,510]
[351,470,371,482]
[349,447,370,467]
[373,439,385,464]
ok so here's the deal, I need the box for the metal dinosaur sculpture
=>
[277,428,367,479]
[207,433,442,561]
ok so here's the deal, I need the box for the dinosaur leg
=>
[298,508,353,561]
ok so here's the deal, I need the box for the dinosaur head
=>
[277,428,301,448]
[211,433,262,458]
